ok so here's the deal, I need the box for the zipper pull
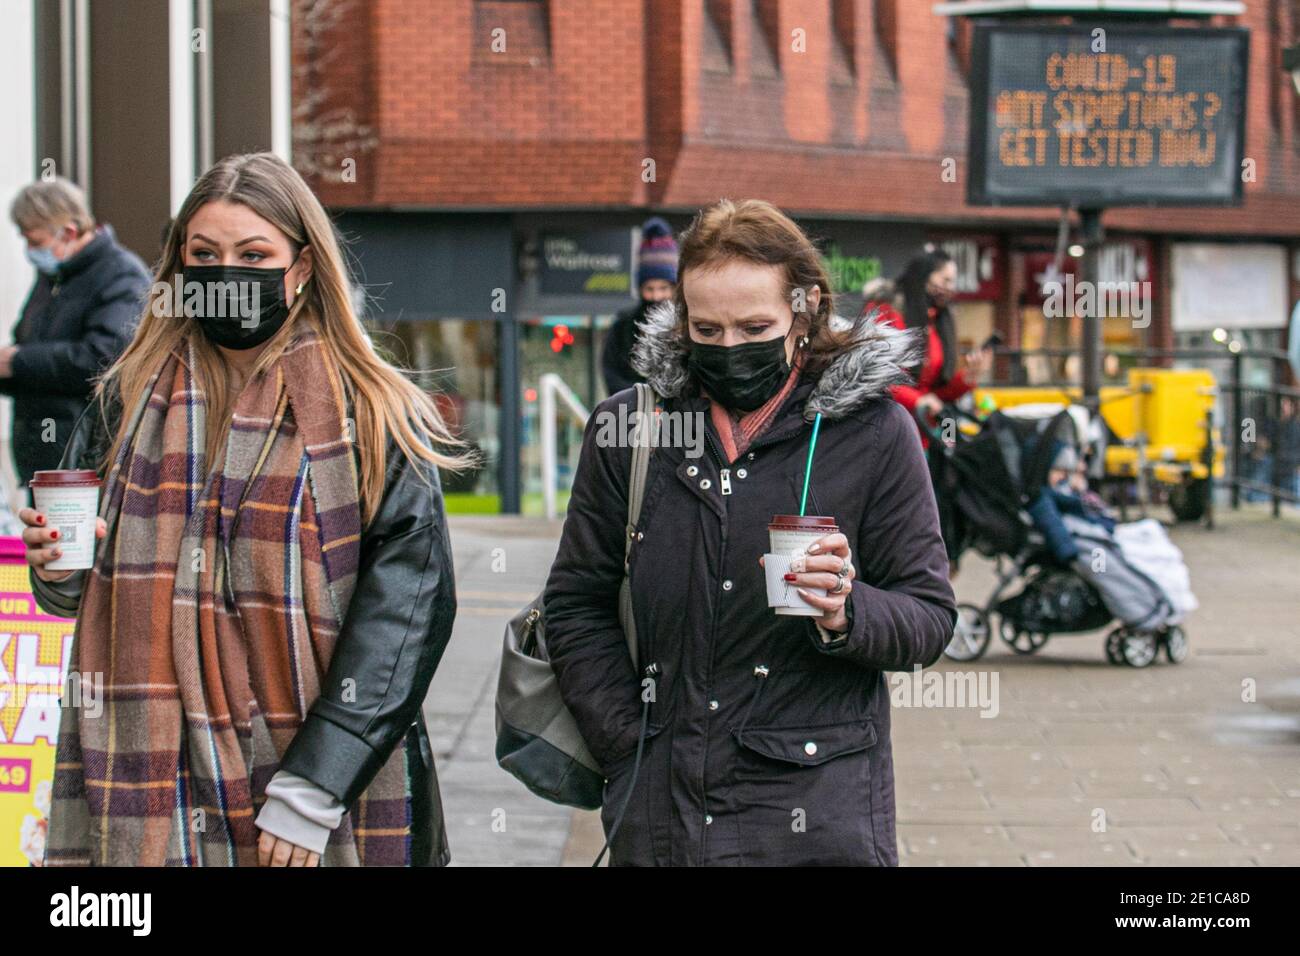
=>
[720,468,732,495]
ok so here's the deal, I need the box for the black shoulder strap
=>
[625,383,655,534]
[619,382,657,670]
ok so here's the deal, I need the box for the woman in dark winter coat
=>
[543,200,957,866]
[3,178,150,484]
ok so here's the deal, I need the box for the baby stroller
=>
[925,404,1192,667]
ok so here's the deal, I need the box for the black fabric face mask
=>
[686,330,793,413]
[181,264,296,350]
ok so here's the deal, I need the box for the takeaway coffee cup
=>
[764,514,839,617]
[30,470,101,572]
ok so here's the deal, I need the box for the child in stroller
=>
[934,405,1194,667]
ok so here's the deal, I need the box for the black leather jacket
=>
[31,385,458,865]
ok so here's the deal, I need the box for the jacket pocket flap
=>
[733,719,877,767]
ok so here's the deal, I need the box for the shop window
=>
[518,315,603,516]
[1018,308,1151,387]
[368,317,501,511]
[951,301,994,367]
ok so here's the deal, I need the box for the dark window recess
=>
[830,0,857,82]
[703,0,732,73]
[949,15,972,81]
[1266,0,1283,134]
[873,0,899,81]
[473,0,550,65]
[750,0,780,79]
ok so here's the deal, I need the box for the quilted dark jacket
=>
[0,225,149,484]
[543,302,957,866]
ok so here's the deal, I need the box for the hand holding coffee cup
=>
[21,469,107,582]
[20,508,108,581]
[760,515,855,632]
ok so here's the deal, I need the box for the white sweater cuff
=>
[254,771,347,856]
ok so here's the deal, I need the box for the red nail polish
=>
[36,515,45,525]
[49,530,58,540]
[783,573,796,581]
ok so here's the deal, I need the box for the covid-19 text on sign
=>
[967,24,1248,207]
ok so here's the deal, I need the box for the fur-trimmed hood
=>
[629,301,920,421]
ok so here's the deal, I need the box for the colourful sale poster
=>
[0,537,75,867]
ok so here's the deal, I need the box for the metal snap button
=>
[637,531,644,540]
[722,579,733,591]
[708,700,719,711]
[705,814,713,825]
[736,468,748,479]
[747,452,755,459]
[686,465,699,477]
[700,478,711,490]
[804,741,818,756]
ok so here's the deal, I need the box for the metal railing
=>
[538,372,590,520]
[991,347,1300,515]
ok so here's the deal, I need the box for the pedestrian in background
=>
[545,199,956,865]
[3,178,149,485]
[877,247,991,442]
[21,153,467,867]
[600,216,678,394]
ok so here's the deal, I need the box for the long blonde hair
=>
[100,152,473,523]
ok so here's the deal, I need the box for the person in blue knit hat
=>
[601,216,678,394]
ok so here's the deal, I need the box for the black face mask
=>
[181,263,296,350]
[687,330,793,413]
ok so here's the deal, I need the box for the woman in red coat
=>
[867,248,991,442]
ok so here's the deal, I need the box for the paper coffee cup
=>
[763,552,822,616]
[30,469,101,571]
[767,514,839,617]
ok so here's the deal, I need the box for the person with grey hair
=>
[3,177,149,484]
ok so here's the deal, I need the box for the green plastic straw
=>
[799,413,823,516]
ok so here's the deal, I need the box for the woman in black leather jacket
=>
[20,153,465,867]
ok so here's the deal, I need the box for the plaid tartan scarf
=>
[45,332,413,866]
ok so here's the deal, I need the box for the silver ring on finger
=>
[830,569,849,594]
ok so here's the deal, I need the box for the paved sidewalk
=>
[429,509,1300,866]
[891,510,1300,866]
[423,516,574,866]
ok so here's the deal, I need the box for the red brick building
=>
[292,0,1300,512]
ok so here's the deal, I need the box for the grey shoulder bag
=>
[494,382,656,813]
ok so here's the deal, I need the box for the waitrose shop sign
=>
[539,230,637,296]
